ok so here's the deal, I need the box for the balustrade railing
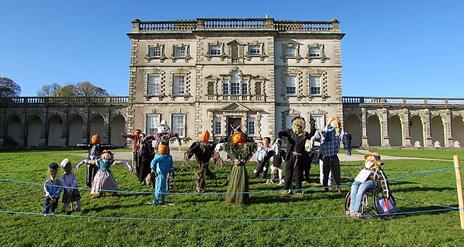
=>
[342,96,464,106]
[0,96,129,105]
[131,18,340,32]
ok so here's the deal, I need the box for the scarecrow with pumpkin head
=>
[216,128,257,204]
[76,134,114,187]
[185,130,218,192]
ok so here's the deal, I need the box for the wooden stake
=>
[453,155,464,230]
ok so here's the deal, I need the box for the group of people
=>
[43,116,392,218]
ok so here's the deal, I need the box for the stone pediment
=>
[205,75,221,80]
[222,102,251,112]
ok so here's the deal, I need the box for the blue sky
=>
[1,0,463,97]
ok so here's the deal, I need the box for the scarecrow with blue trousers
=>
[150,144,174,205]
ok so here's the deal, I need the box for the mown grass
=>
[367,148,464,161]
[0,149,463,246]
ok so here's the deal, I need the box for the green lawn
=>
[0,149,463,246]
[366,148,464,161]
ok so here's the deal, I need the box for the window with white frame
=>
[213,117,221,135]
[310,75,321,95]
[255,81,262,95]
[173,46,186,58]
[222,80,229,95]
[286,76,296,95]
[230,71,240,95]
[146,114,161,135]
[147,74,160,96]
[247,117,255,135]
[248,44,261,55]
[172,114,186,138]
[241,80,249,95]
[173,75,185,95]
[310,115,325,130]
[148,46,161,58]
[309,47,321,58]
[285,47,296,57]
[208,44,221,56]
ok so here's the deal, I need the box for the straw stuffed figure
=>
[185,130,218,192]
[217,130,257,204]
[150,144,174,205]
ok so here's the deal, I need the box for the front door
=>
[227,117,242,136]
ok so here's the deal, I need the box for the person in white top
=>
[253,137,275,179]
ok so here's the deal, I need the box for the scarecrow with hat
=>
[59,158,81,213]
[151,120,182,152]
[277,116,316,195]
[216,128,257,204]
[185,130,218,192]
[122,128,143,175]
[43,163,62,215]
[320,116,344,193]
[76,134,114,188]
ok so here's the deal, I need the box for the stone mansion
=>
[1,18,463,148]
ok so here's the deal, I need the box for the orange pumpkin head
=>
[231,132,246,145]
[199,130,210,142]
[158,144,169,155]
[91,134,101,144]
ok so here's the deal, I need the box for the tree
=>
[36,81,109,97]
[0,77,21,97]
[37,83,61,96]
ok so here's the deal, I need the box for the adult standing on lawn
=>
[320,117,344,194]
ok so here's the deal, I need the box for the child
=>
[151,144,174,205]
[90,150,131,198]
[346,153,391,218]
[43,163,61,215]
[268,139,285,185]
[60,158,81,213]
[253,137,275,179]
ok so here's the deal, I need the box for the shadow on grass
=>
[393,186,455,193]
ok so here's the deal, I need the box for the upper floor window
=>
[146,114,161,135]
[222,80,229,95]
[172,114,186,138]
[149,46,161,58]
[310,75,321,95]
[174,46,186,58]
[241,80,249,95]
[147,74,160,96]
[173,75,185,95]
[286,76,296,95]
[208,44,222,56]
[230,72,240,95]
[248,45,261,56]
[309,47,321,58]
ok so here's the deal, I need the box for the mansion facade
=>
[0,18,463,148]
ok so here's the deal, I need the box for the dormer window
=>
[209,44,222,56]
[248,45,261,56]
[309,47,320,58]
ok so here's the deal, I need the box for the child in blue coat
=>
[150,144,174,205]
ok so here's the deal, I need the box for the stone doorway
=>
[227,117,241,136]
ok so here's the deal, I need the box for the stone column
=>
[402,108,412,147]
[381,108,390,147]
[22,111,28,147]
[221,113,227,136]
[423,109,433,147]
[241,113,247,133]
[0,109,6,146]
[64,109,70,146]
[361,107,369,148]
[444,109,454,147]
[83,108,90,144]
[256,112,262,138]
[106,109,112,145]
[43,110,49,147]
